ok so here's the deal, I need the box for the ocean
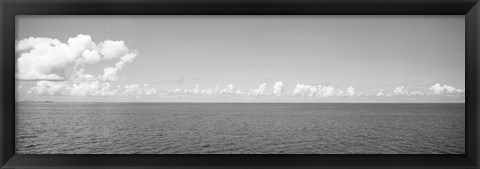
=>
[15,102,465,154]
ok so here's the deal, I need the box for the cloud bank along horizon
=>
[15,34,464,102]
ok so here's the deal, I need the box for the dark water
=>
[15,102,465,154]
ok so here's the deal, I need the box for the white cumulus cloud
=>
[273,81,284,97]
[28,81,67,95]
[252,83,268,96]
[392,86,409,96]
[376,89,385,97]
[292,83,346,98]
[409,91,424,96]
[293,84,317,97]
[121,84,158,97]
[346,87,355,97]
[98,40,130,60]
[429,83,464,95]
[20,35,139,97]
[16,34,137,81]
[220,84,236,94]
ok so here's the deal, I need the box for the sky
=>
[15,15,465,102]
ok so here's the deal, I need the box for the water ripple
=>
[16,102,465,154]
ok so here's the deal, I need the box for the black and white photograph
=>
[15,15,465,154]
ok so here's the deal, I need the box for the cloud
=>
[376,89,385,96]
[16,34,137,81]
[170,84,248,97]
[252,83,267,96]
[315,85,335,97]
[161,82,463,100]
[346,87,355,97]
[220,84,236,94]
[429,83,464,95]
[144,88,158,96]
[28,71,122,97]
[124,84,142,96]
[81,50,102,64]
[143,84,158,96]
[99,52,137,81]
[121,84,158,97]
[409,91,424,96]
[16,35,93,80]
[392,86,408,96]
[98,40,130,60]
[148,82,463,100]
[67,68,120,97]
[184,84,202,95]
[273,81,284,97]
[376,84,460,98]
[28,81,67,95]
[292,83,346,98]
[20,34,139,97]
[70,80,118,97]
[200,88,214,95]
[293,84,316,97]
[16,37,70,80]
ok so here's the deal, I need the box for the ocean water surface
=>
[15,102,465,154]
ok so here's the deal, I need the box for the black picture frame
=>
[1,0,479,168]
